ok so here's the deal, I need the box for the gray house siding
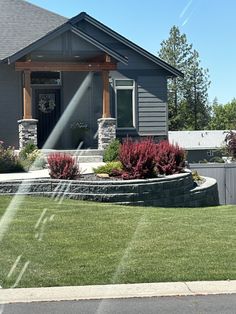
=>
[137,75,167,136]
[0,64,22,147]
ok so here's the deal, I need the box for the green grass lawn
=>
[0,195,235,288]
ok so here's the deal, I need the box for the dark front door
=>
[35,89,61,148]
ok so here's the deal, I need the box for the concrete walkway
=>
[0,162,104,181]
[0,280,236,304]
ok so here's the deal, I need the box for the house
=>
[168,130,229,163]
[0,0,183,150]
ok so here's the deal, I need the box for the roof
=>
[168,130,232,150]
[0,0,67,61]
[0,1,183,78]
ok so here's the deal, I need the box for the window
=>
[31,72,61,85]
[207,150,214,157]
[115,80,135,128]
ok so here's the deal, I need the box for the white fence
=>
[190,163,236,205]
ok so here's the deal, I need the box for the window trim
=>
[115,79,136,130]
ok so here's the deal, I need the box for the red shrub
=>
[119,138,157,179]
[47,153,80,180]
[225,130,236,159]
[155,141,185,175]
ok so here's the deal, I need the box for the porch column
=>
[102,70,111,118]
[18,70,38,149]
[23,70,32,119]
[98,70,116,150]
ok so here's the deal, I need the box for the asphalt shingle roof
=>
[0,0,67,61]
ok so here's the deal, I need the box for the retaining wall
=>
[0,172,219,207]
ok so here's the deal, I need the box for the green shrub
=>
[19,142,46,171]
[209,156,224,163]
[199,159,208,164]
[103,139,120,162]
[19,141,37,160]
[94,161,123,175]
[191,170,202,182]
[21,149,46,171]
[0,141,24,173]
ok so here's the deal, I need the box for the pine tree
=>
[184,50,211,129]
[158,26,210,130]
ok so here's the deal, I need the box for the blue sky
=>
[28,0,236,105]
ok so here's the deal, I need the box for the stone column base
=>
[98,118,116,150]
[18,119,38,149]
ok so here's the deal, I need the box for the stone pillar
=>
[18,119,38,149]
[98,118,116,150]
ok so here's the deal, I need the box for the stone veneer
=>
[18,119,38,149]
[0,173,219,207]
[98,118,116,150]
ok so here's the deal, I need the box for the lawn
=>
[0,195,235,288]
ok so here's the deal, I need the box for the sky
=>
[28,0,236,105]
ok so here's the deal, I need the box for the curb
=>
[1,280,236,304]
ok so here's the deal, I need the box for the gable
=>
[8,24,128,65]
[31,31,102,61]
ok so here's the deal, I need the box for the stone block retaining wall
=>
[0,173,219,207]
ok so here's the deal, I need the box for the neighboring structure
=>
[168,130,229,163]
[0,0,183,150]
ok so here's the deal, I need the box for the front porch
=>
[17,56,117,151]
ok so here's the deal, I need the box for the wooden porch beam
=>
[15,61,117,72]
[23,70,32,119]
[102,71,111,118]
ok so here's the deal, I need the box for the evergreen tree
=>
[209,98,236,130]
[158,26,210,130]
[184,50,211,129]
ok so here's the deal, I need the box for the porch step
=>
[76,155,103,163]
[41,149,104,163]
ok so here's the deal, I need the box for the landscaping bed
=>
[0,196,235,288]
[0,172,219,207]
